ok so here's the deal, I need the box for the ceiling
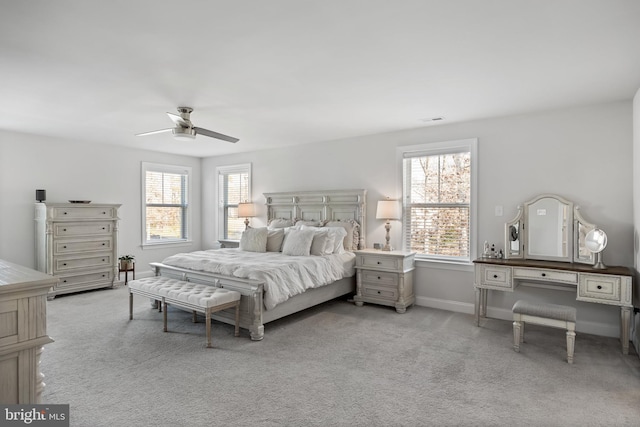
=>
[2,1,640,158]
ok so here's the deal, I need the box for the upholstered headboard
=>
[263,189,367,249]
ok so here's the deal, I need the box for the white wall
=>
[202,101,634,337]
[0,131,202,275]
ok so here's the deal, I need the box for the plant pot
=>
[120,260,133,271]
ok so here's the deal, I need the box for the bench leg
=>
[163,299,168,332]
[513,319,522,352]
[129,292,133,320]
[206,309,212,348]
[192,311,197,323]
[566,324,576,364]
[234,301,240,337]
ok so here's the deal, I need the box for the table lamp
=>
[376,199,402,251]
[238,202,256,229]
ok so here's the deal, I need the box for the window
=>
[400,139,477,263]
[217,163,251,240]
[142,162,191,245]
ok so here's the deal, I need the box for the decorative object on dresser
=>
[237,201,256,229]
[353,249,416,313]
[35,189,46,202]
[0,259,58,403]
[584,228,608,269]
[474,193,633,354]
[35,202,121,299]
[376,198,402,251]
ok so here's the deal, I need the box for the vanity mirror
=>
[504,194,597,264]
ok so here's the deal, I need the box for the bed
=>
[149,189,367,341]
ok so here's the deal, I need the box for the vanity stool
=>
[512,300,577,364]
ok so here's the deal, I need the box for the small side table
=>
[118,262,135,286]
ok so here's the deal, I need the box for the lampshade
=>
[376,200,402,220]
[238,202,256,218]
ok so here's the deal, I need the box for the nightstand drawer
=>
[362,284,398,301]
[359,270,398,287]
[578,273,621,304]
[357,254,400,270]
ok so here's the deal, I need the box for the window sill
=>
[414,258,474,272]
[142,240,193,250]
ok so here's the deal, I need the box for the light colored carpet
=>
[41,285,640,426]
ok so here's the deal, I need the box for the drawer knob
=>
[63,280,67,283]
[377,261,381,265]
[62,263,67,266]
[102,227,106,230]
[541,273,546,277]
[102,243,106,246]
[63,212,67,215]
[102,259,105,262]
[63,228,67,231]
[493,274,498,279]
[377,291,381,294]
[63,245,67,248]
[102,212,106,214]
[378,276,381,280]
[597,285,602,290]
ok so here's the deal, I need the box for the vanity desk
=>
[474,194,634,355]
[474,258,633,354]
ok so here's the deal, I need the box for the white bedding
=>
[161,249,356,310]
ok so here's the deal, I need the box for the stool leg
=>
[234,301,240,337]
[163,299,168,332]
[206,309,212,348]
[129,292,133,320]
[566,324,576,364]
[513,319,521,352]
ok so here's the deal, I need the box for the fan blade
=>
[167,112,188,127]
[136,128,173,137]
[193,127,239,143]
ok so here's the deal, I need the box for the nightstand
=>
[353,249,416,313]
[218,239,240,248]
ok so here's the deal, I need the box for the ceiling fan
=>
[136,107,239,143]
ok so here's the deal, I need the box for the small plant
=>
[119,255,135,270]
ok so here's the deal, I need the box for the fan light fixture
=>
[376,198,402,251]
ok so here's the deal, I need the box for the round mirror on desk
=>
[585,228,608,269]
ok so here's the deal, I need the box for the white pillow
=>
[268,218,294,228]
[239,227,268,252]
[266,228,285,252]
[295,220,322,227]
[300,226,335,256]
[324,220,358,251]
[281,228,316,256]
[322,226,348,254]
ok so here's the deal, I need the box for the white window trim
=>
[216,163,252,241]
[141,162,193,248]
[396,138,478,268]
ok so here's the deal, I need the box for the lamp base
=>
[382,221,392,251]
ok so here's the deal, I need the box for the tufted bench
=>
[512,300,577,363]
[128,276,241,348]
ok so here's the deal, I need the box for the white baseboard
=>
[415,296,621,338]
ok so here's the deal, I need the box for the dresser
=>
[35,203,121,298]
[353,249,416,313]
[0,259,58,403]
[474,258,633,354]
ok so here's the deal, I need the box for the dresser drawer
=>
[51,206,118,220]
[513,267,578,284]
[53,254,113,273]
[578,273,622,304]
[361,284,398,302]
[359,270,398,287]
[478,265,513,290]
[53,222,114,237]
[59,270,113,288]
[54,237,113,254]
